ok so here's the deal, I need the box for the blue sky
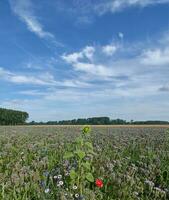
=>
[0,0,169,121]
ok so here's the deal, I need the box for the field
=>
[0,125,169,200]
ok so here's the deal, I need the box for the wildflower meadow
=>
[0,125,169,199]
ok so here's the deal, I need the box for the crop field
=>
[0,125,169,200]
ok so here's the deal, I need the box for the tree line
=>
[0,108,29,125]
[29,117,169,125]
[0,108,168,125]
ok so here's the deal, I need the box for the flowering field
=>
[0,125,169,200]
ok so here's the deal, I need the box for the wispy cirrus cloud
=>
[0,67,90,88]
[139,28,169,66]
[2,32,169,121]
[95,0,169,15]
[9,0,54,39]
[0,67,56,85]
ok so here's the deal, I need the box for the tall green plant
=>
[63,126,95,196]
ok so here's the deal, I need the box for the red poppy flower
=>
[95,179,103,188]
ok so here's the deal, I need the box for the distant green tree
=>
[0,108,29,125]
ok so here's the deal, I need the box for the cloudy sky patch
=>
[0,0,169,121]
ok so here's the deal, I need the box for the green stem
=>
[79,159,83,195]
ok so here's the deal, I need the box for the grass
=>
[0,125,169,199]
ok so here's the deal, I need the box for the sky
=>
[0,0,169,121]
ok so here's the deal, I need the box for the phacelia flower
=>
[53,175,57,179]
[59,181,63,185]
[45,188,50,193]
[95,179,103,188]
[57,181,64,187]
[65,171,69,176]
[73,185,77,190]
[57,175,62,179]
[75,193,79,198]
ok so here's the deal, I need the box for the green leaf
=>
[86,173,94,182]
[85,142,93,150]
[75,150,86,160]
[75,137,84,145]
[63,152,74,159]
[70,169,77,180]
[163,170,168,181]
[88,150,97,156]
[82,126,91,135]
[82,162,91,170]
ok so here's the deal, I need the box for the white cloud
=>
[141,48,169,66]
[0,67,56,85]
[0,67,90,88]
[73,62,113,77]
[10,74,53,85]
[62,52,83,63]
[9,0,54,39]
[0,67,12,76]
[61,44,133,78]
[83,46,95,60]
[61,28,169,102]
[62,45,95,63]
[3,1,169,121]
[61,79,91,88]
[62,44,119,77]
[19,90,45,96]
[95,0,169,14]
[102,44,118,56]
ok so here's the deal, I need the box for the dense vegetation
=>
[0,108,29,125]
[0,126,169,199]
[0,108,168,125]
[29,117,169,125]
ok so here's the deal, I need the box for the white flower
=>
[133,191,139,196]
[65,172,69,176]
[45,188,50,193]
[57,175,62,179]
[57,181,64,187]
[145,180,154,188]
[154,187,165,194]
[59,181,64,186]
[75,193,79,198]
[73,185,77,190]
